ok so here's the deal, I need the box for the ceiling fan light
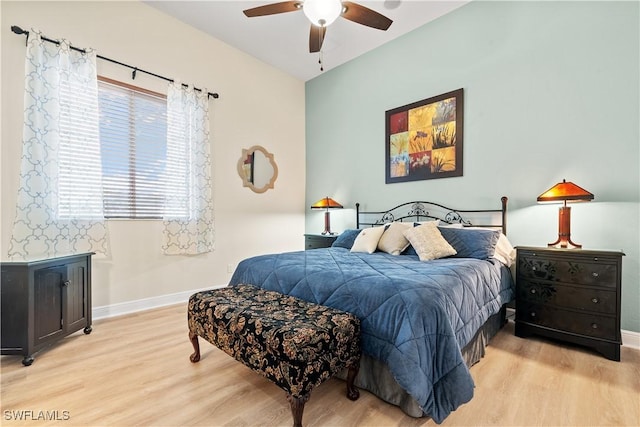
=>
[303,0,343,27]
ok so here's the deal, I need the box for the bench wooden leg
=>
[286,393,309,427]
[189,331,201,363]
[345,362,360,401]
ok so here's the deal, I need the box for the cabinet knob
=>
[593,257,598,261]
[591,297,599,304]
[591,323,598,329]
[62,281,70,287]
[532,267,537,271]
[530,289,536,294]
[592,272,599,278]
[530,312,536,318]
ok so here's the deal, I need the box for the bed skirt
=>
[337,305,507,418]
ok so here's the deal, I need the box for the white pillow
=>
[494,233,516,267]
[403,222,457,261]
[377,222,412,255]
[350,226,386,254]
[438,222,464,228]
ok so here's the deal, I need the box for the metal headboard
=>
[356,196,508,235]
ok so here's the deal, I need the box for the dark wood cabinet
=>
[1,253,93,366]
[304,234,338,250]
[515,247,624,361]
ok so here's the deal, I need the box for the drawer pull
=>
[530,312,536,318]
[592,272,599,278]
[532,267,537,271]
[591,323,598,329]
[593,257,598,261]
[530,289,536,294]
[591,297,599,304]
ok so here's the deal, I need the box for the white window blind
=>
[98,78,185,219]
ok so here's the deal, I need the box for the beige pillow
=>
[377,222,412,255]
[350,226,386,254]
[403,222,457,261]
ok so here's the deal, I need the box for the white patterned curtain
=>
[162,82,214,255]
[8,30,109,259]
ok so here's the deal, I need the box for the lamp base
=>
[547,240,582,249]
[548,206,582,249]
[321,211,334,235]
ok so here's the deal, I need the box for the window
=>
[97,77,174,218]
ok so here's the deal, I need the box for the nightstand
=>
[515,246,624,361]
[304,234,338,250]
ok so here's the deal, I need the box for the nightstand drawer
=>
[517,280,616,314]
[304,234,337,250]
[518,253,617,287]
[517,302,617,340]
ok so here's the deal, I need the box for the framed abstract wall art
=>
[385,88,463,184]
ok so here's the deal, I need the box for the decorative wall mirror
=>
[237,145,278,193]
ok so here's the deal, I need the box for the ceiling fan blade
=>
[309,25,327,53]
[341,1,393,30]
[243,1,301,17]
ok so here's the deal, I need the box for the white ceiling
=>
[145,1,470,81]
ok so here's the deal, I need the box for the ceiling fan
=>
[243,0,393,53]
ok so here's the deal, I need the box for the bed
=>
[229,197,515,423]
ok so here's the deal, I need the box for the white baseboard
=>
[92,290,640,351]
[92,284,227,320]
[622,329,640,350]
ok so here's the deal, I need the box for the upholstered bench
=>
[187,284,361,427]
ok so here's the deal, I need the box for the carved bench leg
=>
[286,393,309,427]
[189,331,201,363]
[345,362,360,401]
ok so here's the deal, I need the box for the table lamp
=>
[311,197,343,235]
[537,179,594,249]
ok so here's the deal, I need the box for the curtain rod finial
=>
[11,25,26,35]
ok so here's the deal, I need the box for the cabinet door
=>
[33,266,66,346]
[1,268,28,350]
[64,260,88,333]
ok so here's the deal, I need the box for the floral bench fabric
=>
[187,284,361,427]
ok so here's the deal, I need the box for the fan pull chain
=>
[319,50,324,72]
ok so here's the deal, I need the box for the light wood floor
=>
[2,303,639,427]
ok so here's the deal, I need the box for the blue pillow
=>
[437,227,500,260]
[331,229,361,249]
[401,244,417,256]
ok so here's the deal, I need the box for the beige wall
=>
[1,1,306,313]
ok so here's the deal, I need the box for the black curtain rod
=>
[11,25,219,99]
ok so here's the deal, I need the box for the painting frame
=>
[385,88,464,184]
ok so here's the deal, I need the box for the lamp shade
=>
[537,179,594,203]
[311,197,343,209]
[303,0,343,27]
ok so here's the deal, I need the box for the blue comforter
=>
[229,247,514,423]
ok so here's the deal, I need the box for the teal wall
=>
[305,1,640,332]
